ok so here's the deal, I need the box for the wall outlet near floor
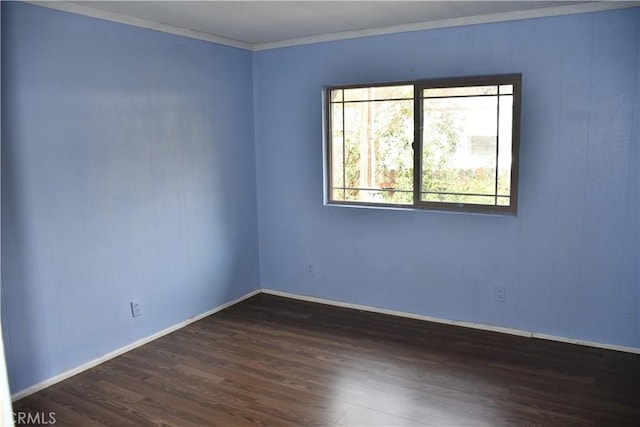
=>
[495,285,506,303]
[306,262,315,284]
[130,300,142,318]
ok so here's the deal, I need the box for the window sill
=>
[324,201,517,217]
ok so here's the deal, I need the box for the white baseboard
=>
[529,332,640,353]
[262,289,640,355]
[11,286,639,401]
[10,289,261,401]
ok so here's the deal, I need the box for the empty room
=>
[1,1,639,426]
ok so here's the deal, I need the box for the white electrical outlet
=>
[130,300,142,318]
[495,285,506,303]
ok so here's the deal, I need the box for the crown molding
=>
[21,1,640,52]
[23,1,253,51]
[253,1,640,51]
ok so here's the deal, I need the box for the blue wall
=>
[254,9,640,347]
[2,2,639,397]
[1,2,259,393]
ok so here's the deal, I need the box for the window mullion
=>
[495,87,500,206]
[342,99,346,200]
[413,85,422,206]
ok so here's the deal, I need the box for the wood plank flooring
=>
[12,293,640,426]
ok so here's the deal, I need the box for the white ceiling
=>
[34,1,639,50]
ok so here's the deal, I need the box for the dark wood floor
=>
[12,293,640,426]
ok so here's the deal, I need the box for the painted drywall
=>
[254,9,640,348]
[2,1,638,399]
[0,5,14,424]
[1,2,259,394]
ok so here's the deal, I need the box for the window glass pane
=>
[497,196,510,206]
[343,88,368,102]
[422,193,496,205]
[343,102,362,201]
[344,189,366,202]
[331,89,343,102]
[497,95,513,199]
[331,103,345,199]
[379,189,413,205]
[423,85,498,98]
[372,85,413,100]
[332,188,346,201]
[499,85,513,95]
[333,99,413,204]
[421,95,498,204]
[344,85,413,102]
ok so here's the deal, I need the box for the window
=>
[326,74,521,214]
